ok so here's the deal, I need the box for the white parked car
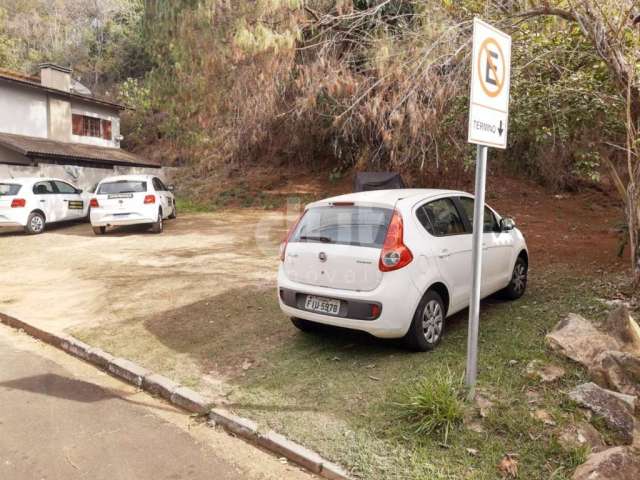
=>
[277,189,528,351]
[89,175,176,235]
[0,177,90,234]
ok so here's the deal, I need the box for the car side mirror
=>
[76,189,83,194]
[167,184,175,192]
[500,217,516,231]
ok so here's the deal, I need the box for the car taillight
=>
[10,198,26,208]
[379,209,413,272]
[144,195,156,204]
[279,211,306,262]
[89,198,99,208]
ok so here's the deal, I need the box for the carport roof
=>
[0,132,160,168]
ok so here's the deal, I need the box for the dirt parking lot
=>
[0,211,290,334]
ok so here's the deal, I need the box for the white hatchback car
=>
[0,177,89,234]
[277,189,528,351]
[89,175,176,235]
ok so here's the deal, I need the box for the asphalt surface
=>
[0,325,312,480]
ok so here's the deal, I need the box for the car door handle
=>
[40,199,46,203]
[438,249,451,259]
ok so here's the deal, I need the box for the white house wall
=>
[0,83,48,138]
[70,102,121,149]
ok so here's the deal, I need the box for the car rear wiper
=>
[299,235,334,243]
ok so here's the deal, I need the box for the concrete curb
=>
[209,408,352,479]
[0,312,352,479]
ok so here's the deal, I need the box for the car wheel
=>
[403,290,445,351]
[169,202,177,219]
[291,317,316,332]
[92,226,106,235]
[150,209,163,233]
[24,212,45,235]
[502,257,528,300]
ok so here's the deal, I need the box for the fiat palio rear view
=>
[277,189,529,351]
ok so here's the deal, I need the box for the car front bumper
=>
[277,266,421,339]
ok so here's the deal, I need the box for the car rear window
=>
[290,206,393,248]
[97,180,147,194]
[0,183,21,196]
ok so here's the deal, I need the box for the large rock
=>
[589,350,640,397]
[568,383,637,444]
[546,314,620,367]
[558,421,606,452]
[572,446,640,480]
[605,306,640,355]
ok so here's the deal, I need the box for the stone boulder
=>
[572,446,640,480]
[589,350,640,397]
[558,421,606,452]
[546,314,620,367]
[605,306,640,355]
[568,383,637,444]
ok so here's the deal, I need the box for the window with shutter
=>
[101,119,112,140]
[72,114,84,135]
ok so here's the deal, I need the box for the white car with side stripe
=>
[89,174,176,235]
[0,177,89,234]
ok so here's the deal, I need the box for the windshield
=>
[97,180,147,195]
[0,183,21,196]
[290,205,393,248]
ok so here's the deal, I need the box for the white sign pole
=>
[465,19,511,398]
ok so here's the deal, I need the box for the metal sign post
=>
[465,19,512,397]
[465,144,487,394]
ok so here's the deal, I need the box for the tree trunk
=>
[630,188,640,287]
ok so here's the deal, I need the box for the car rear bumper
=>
[0,211,27,227]
[277,266,420,338]
[90,211,156,227]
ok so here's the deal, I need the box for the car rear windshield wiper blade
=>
[299,235,334,243]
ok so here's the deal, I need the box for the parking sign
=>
[468,18,512,149]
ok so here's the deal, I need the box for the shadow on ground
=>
[0,372,179,412]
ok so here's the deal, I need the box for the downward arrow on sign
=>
[498,120,504,136]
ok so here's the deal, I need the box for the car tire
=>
[502,256,528,300]
[291,317,316,332]
[92,226,106,235]
[150,209,163,233]
[169,202,177,219]
[24,211,45,235]
[403,290,445,352]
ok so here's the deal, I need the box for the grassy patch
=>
[394,369,465,444]
[175,197,215,213]
[227,271,627,479]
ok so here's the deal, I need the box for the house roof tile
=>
[0,132,159,168]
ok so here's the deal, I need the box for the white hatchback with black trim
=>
[89,174,176,234]
[277,189,529,351]
[0,177,89,234]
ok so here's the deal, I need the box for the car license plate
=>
[108,194,133,199]
[304,295,340,315]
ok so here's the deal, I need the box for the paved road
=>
[0,325,312,480]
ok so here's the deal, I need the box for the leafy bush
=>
[395,369,465,444]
